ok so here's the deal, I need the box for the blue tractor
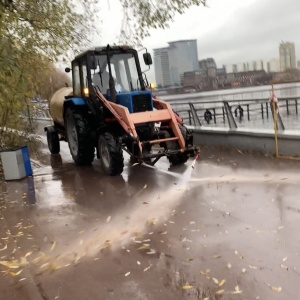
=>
[45,45,198,175]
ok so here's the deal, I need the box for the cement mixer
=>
[45,45,198,175]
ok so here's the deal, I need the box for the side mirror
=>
[65,67,71,73]
[143,52,152,66]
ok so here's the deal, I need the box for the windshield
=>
[90,52,142,94]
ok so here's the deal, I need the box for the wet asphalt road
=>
[0,120,300,300]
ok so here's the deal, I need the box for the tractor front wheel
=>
[98,133,124,175]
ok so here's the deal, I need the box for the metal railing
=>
[170,96,300,131]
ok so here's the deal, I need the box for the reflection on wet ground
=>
[0,123,299,300]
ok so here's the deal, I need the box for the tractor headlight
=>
[83,87,89,96]
[150,82,156,89]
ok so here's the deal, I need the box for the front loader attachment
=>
[93,87,199,165]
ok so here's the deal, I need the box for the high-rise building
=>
[279,41,296,71]
[154,40,198,87]
[153,48,171,88]
[267,59,280,72]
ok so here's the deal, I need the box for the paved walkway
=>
[0,136,299,300]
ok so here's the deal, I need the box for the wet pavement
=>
[0,121,300,300]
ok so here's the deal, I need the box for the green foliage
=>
[120,0,206,39]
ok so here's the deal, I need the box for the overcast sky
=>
[95,0,300,82]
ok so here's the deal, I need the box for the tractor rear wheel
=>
[98,133,124,175]
[65,109,94,165]
[47,130,60,154]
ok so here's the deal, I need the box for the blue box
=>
[0,146,33,180]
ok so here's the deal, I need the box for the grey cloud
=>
[196,0,300,66]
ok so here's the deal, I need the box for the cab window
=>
[72,62,80,96]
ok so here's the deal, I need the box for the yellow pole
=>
[271,84,279,158]
[271,84,300,161]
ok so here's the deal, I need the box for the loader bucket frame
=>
[93,86,197,164]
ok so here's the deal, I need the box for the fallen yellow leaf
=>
[125,271,130,277]
[212,278,219,285]
[25,252,32,258]
[40,263,50,269]
[271,286,282,292]
[231,285,243,294]
[143,184,147,189]
[143,265,152,272]
[216,289,225,295]
[50,241,56,251]
[0,244,7,251]
[249,265,257,269]
[182,285,193,290]
[138,244,150,250]
[0,260,20,269]
[9,269,23,276]
[219,279,226,286]
[280,264,288,270]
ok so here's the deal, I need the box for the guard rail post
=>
[213,108,216,124]
[223,101,237,129]
[188,103,202,127]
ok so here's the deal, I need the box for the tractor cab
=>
[68,45,153,114]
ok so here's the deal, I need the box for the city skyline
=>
[153,38,297,88]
